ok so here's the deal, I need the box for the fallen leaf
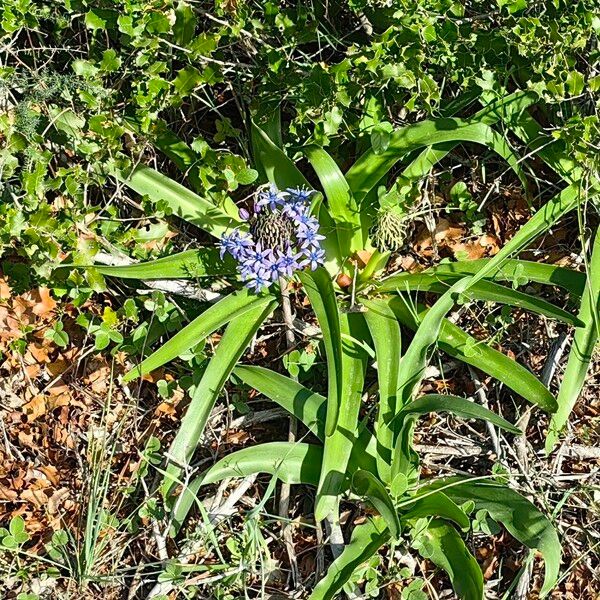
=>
[23,395,46,421]
[32,288,57,317]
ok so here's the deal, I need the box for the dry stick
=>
[278,277,300,588]
[513,332,568,600]
[469,366,502,459]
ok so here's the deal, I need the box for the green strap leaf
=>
[161,300,276,497]
[412,519,484,600]
[400,90,537,184]
[115,165,243,239]
[251,121,309,189]
[479,89,581,184]
[400,491,470,531]
[363,297,402,482]
[391,393,521,484]
[305,145,362,255]
[233,364,379,473]
[378,258,586,298]
[298,269,344,436]
[202,442,322,486]
[395,278,472,411]
[234,364,326,436]
[346,118,527,202]
[378,278,581,326]
[87,249,235,280]
[124,290,275,382]
[546,227,600,452]
[387,295,557,413]
[352,470,401,539]
[172,442,323,531]
[428,477,561,597]
[309,517,390,600]
[315,311,369,521]
[400,394,521,434]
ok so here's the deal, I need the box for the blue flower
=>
[256,184,283,211]
[286,187,313,203]
[301,247,325,271]
[299,228,326,248]
[220,184,323,292]
[245,272,271,292]
[276,247,301,277]
[219,230,252,259]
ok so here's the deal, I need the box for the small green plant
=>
[0,516,30,550]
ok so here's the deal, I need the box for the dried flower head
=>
[370,208,411,252]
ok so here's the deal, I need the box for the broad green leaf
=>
[317,198,344,275]
[352,470,401,538]
[400,394,521,434]
[346,118,527,202]
[363,297,402,482]
[124,290,275,382]
[378,278,581,326]
[173,442,322,530]
[234,365,325,436]
[547,227,600,452]
[250,121,309,189]
[233,365,379,473]
[173,1,197,46]
[391,393,520,485]
[400,491,470,531]
[315,311,369,521]
[305,145,362,255]
[378,258,585,298]
[202,442,322,486]
[88,249,235,280]
[309,517,389,600]
[116,165,243,239]
[412,520,483,600]
[400,90,537,184]
[480,89,581,184]
[298,269,343,436]
[161,300,276,497]
[387,295,557,413]
[427,477,561,597]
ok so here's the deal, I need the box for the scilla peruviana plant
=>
[77,92,593,595]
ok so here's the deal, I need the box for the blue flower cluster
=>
[220,185,325,292]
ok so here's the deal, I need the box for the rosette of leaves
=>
[70,91,597,597]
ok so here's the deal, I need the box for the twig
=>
[469,367,502,459]
[513,332,569,599]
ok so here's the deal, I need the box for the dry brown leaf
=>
[21,487,49,509]
[23,395,46,421]
[48,488,70,514]
[32,288,57,317]
[0,484,17,501]
[0,277,11,298]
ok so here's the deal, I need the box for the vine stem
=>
[278,276,300,588]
